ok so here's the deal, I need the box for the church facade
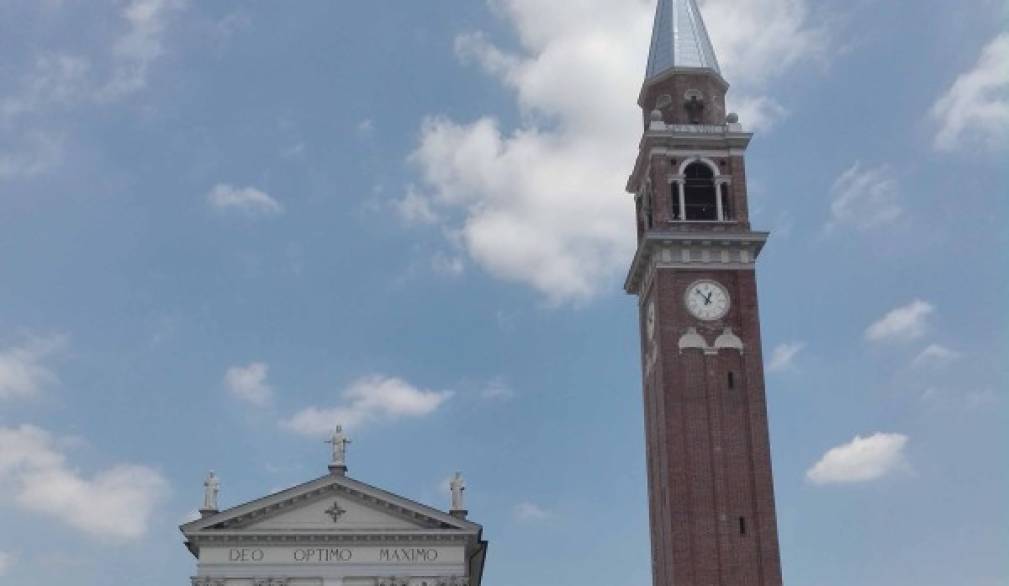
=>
[626,1,785,585]
[180,433,486,586]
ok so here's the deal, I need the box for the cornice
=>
[189,532,471,546]
[206,483,446,532]
[625,231,769,295]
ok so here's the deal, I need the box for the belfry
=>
[626,0,785,584]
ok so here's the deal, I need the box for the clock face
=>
[645,300,656,340]
[685,280,730,321]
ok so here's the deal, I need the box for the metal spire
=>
[645,0,721,80]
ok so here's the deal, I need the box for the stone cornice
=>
[180,473,484,560]
[183,475,479,535]
[189,532,471,546]
[625,231,769,295]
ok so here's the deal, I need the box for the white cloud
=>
[0,132,64,181]
[431,253,465,276]
[481,378,515,401]
[395,188,440,225]
[911,344,960,368]
[0,425,168,540]
[806,432,909,485]
[931,33,1009,152]
[1,2,184,125]
[281,375,453,437]
[700,0,825,87]
[964,389,998,410]
[513,501,551,522]
[2,1,184,115]
[0,334,65,400]
[1,54,91,122]
[922,386,1000,412]
[827,163,902,231]
[406,0,826,303]
[224,362,272,406]
[0,551,13,576]
[766,342,804,373]
[207,183,284,216]
[730,95,788,133]
[99,0,188,100]
[865,300,934,343]
[357,118,375,138]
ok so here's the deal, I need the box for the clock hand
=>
[703,291,713,305]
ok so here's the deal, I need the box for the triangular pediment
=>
[242,487,430,531]
[182,473,477,536]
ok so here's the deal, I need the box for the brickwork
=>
[637,266,783,586]
[639,72,729,127]
[644,153,753,233]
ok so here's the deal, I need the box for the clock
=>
[685,280,730,321]
[645,300,656,340]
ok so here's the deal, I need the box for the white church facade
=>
[180,429,487,586]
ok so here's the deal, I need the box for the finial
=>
[649,109,665,130]
[449,472,467,519]
[325,425,351,475]
[200,471,220,518]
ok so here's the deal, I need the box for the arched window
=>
[684,162,718,221]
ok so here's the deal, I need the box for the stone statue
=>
[326,425,351,466]
[685,95,705,124]
[450,472,466,511]
[203,471,220,512]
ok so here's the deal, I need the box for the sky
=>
[0,0,1006,585]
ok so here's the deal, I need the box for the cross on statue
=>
[684,95,705,124]
[325,425,351,468]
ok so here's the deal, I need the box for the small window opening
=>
[739,516,747,535]
[646,186,655,229]
[635,198,645,239]
[727,371,735,389]
[720,183,732,220]
[683,163,718,221]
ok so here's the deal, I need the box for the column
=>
[676,180,686,221]
[715,180,725,221]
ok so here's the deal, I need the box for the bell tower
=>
[626,1,784,585]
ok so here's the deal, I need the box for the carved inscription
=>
[379,548,439,562]
[293,548,353,562]
[229,549,265,562]
[222,547,444,564]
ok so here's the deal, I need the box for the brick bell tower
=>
[625,1,784,585]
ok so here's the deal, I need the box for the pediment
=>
[182,473,477,536]
[243,488,428,531]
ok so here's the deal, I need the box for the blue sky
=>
[0,1,1006,585]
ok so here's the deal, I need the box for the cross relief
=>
[324,499,348,523]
